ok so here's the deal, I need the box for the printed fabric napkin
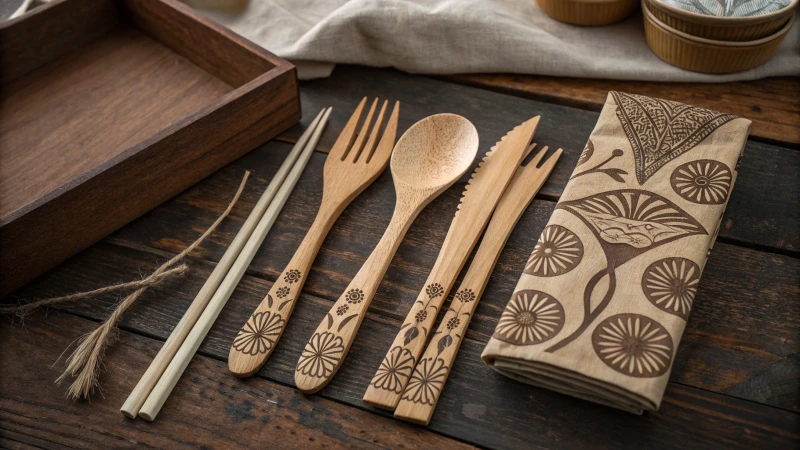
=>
[481,92,751,414]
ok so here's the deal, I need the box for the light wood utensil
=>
[135,108,330,421]
[228,98,399,377]
[363,116,540,409]
[394,145,562,425]
[121,108,329,419]
[294,114,479,394]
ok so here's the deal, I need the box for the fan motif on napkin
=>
[545,190,706,353]
[611,92,735,185]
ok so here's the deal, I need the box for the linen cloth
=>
[481,92,750,414]
[199,0,800,80]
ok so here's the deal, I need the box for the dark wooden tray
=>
[0,0,300,295]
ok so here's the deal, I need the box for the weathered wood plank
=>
[443,73,800,147]
[5,243,798,449]
[277,66,800,253]
[92,138,800,412]
[0,311,474,450]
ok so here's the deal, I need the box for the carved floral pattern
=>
[370,346,416,394]
[401,357,448,405]
[232,311,284,356]
[284,269,302,284]
[297,332,344,379]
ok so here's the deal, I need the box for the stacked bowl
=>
[642,0,797,73]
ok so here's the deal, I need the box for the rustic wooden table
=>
[1,65,798,449]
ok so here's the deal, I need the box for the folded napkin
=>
[481,92,751,414]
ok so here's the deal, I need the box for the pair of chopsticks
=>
[121,108,332,421]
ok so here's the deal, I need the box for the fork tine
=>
[368,101,399,164]
[528,145,551,167]
[539,147,563,172]
[359,100,388,164]
[522,143,538,160]
[348,98,378,162]
[328,97,367,161]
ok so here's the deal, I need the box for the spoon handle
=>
[294,204,419,394]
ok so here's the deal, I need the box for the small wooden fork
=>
[228,98,400,377]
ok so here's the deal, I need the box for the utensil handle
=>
[294,205,416,394]
[227,202,340,377]
[394,147,562,424]
[392,277,481,425]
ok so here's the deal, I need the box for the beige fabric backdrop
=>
[200,0,800,80]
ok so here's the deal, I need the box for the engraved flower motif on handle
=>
[297,331,344,379]
[455,288,476,303]
[336,304,349,316]
[370,346,416,393]
[642,257,700,320]
[345,288,364,304]
[493,290,565,346]
[276,286,290,299]
[592,313,674,378]
[425,283,444,299]
[232,311,285,356]
[284,269,302,284]
[401,357,448,405]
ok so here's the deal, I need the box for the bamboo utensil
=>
[228,98,399,377]
[121,108,329,418]
[294,114,479,394]
[394,145,562,425]
[363,116,540,410]
[134,108,331,421]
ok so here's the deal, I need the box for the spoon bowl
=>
[390,114,479,191]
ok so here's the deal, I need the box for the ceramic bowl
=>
[645,0,797,41]
[643,0,794,73]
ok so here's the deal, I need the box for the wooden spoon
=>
[294,114,479,394]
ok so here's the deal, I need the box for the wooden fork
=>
[228,98,399,377]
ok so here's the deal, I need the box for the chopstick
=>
[121,107,331,420]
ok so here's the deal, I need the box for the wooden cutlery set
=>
[125,97,561,425]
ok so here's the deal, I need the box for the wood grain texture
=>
[276,66,800,253]
[0,0,300,296]
[4,241,797,448]
[0,312,473,450]
[0,0,119,84]
[444,73,800,146]
[0,26,232,218]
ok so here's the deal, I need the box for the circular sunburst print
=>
[493,290,565,346]
[670,159,732,205]
[642,257,700,320]
[592,314,674,378]
[524,225,584,277]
